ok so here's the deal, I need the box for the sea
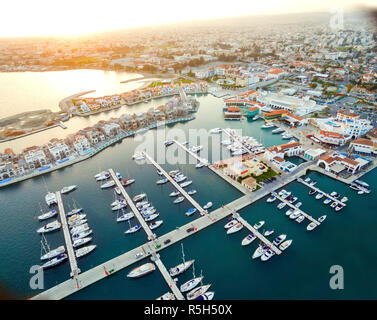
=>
[0,70,376,300]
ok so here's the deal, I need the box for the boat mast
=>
[181,243,185,265]
[40,234,50,257]
[192,260,196,278]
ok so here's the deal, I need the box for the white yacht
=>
[45,192,57,206]
[195,162,205,168]
[315,192,324,200]
[282,132,293,139]
[41,253,68,269]
[133,193,146,202]
[210,127,222,134]
[37,220,61,233]
[306,222,317,231]
[40,245,66,261]
[187,284,211,300]
[73,237,92,248]
[295,215,305,223]
[72,229,92,240]
[169,259,195,277]
[188,189,197,195]
[38,209,58,221]
[277,202,287,209]
[273,234,287,246]
[174,196,185,204]
[180,276,204,293]
[272,127,284,134]
[144,213,159,222]
[75,245,96,258]
[266,195,276,203]
[156,292,176,300]
[164,140,174,146]
[127,263,156,278]
[224,219,238,229]
[318,215,327,223]
[111,198,127,207]
[279,239,293,251]
[149,220,163,230]
[70,223,89,235]
[61,185,77,194]
[69,218,87,228]
[289,211,301,220]
[227,222,243,234]
[156,178,168,185]
[117,212,134,222]
[124,224,142,234]
[122,178,135,186]
[242,233,256,246]
[253,220,265,230]
[252,244,269,259]
[261,122,275,129]
[101,180,115,189]
[203,202,213,210]
[261,249,275,262]
[264,229,274,236]
[323,198,332,205]
[169,190,180,197]
[94,170,108,179]
[132,153,145,161]
[96,172,110,181]
[180,180,192,188]
[112,203,127,211]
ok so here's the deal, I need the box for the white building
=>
[46,141,71,161]
[23,148,48,168]
[73,135,91,155]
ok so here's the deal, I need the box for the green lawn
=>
[253,168,278,183]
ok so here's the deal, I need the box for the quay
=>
[151,252,185,300]
[55,191,81,278]
[173,139,209,166]
[297,178,347,207]
[231,211,282,255]
[272,192,321,226]
[108,169,157,240]
[142,152,207,216]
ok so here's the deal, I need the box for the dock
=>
[142,152,207,216]
[55,191,81,278]
[297,178,347,207]
[108,169,157,240]
[173,140,209,166]
[232,212,282,255]
[222,128,255,156]
[151,252,185,300]
[272,192,321,226]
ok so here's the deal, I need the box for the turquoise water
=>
[0,94,376,299]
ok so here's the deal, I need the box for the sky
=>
[0,0,375,37]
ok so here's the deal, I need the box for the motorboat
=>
[156,178,168,185]
[132,153,145,161]
[149,220,163,230]
[111,198,127,207]
[315,192,324,200]
[252,244,269,259]
[180,276,204,293]
[285,209,294,216]
[323,198,332,205]
[264,229,274,237]
[330,202,338,208]
[282,132,293,139]
[261,122,274,129]
[101,180,115,189]
[125,224,142,234]
[289,211,301,220]
[169,190,180,197]
[272,127,284,134]
[144,213,159,222]
[341,196,348,203]
[175,175,187,183]
[38,209,58,221]
[273,234,287,246]
[157,169,163,176]
[306,222,317,231]
[180,181,192,188]
[40,245,65,261]
[68,213,86,224]
[241,233,256,246]
[164,140,174,147]
[61,185,77,194]
[133,193,146,202]
[261,249,275,262]
[253,220,265,230]
[117,212,135,222]
[66,208,83,217]
[355,179,369,188]
[70,223,89,235]
[266,195,276,203]
[122,179,135,187]
[227,222,243,234]
[45,192,57,206]
[318,215,327,223]
[156,292,176,300]
[295,215,305,223]
[169,170,180,176]
[136,201,149,209]
[41,253,68,269]
[187,284,211,300]
[195,162,205,168]
[279,239,293,251]
[75,245,96,258]
[310,180,317,186]
[194,290,215,301]
[96,172,110,181]
[224,219,238,229]
[304,177,311,183]
[277,202,287,210]
[187,189,197,195]
[169,259,195,277]
[69,218,87,228]
[335,204,344,212]
[127,263,156,278]
[210,127,222,134]
[174,196,185,204]
[185,208,197,216]
[72,229,92,240]
[141,207,157,216]
[309,189,316,196]
[94,170,108,179]
[295,202,302,208]
[37,220,61,233]
[203,202,212,210]
[73,237,92,248]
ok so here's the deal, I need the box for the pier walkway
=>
[55,191,81,278]
[222,128,255,157]
[142,152,207,216]
[173,140,209,166]
[109,169,157,240]
[272,192,320,226]
[232,212,282,255]
[151,252,185,300]
[297,178,347,207]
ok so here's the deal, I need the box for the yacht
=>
[169,259,195,277]
[241,233,257,246]
[289,211,301,220]
[285,209,294,216]
[69,218,87,228]
[335,204,344,212]
[132,153,145,161]
[127,263,156,278]
[66,208,83,217]
[252,115,259,120]
[75,245,96,258]
[310,180,317,186]
[175,175,187,183]
[112,203,127,211]
[136,201,149,208]
[40,245,66,261]
[180,276,204,293]
[187,284,211,300]
[117,212,135,222]
[41,253,68,269]
[224,219,238,229]
[73,237,92,248]
[318,215,327,223]
[272,127,284,134]
[253,220,265,230]
[306,222,317,231]
[70,223,89,235]
[144,213,159,222]
[61,185,77,194]
[203,202,213,210]
[195,162,205,168]
[295,202,302,208]
[304,177,311,183]
[68,213,86,224]
[156,178,168,185]
[309,189,316,196]
[273,234,287,246]
[295,215,305,223]
[142,208,157,216]
[341,196,348,203]
[169,190,180,197]
[187,189,197,195]
[227,222,243,234]
[180,181,192,188]
[157,169,163,176]
[94,170,108,179]
[189,145,203,153]
[210,127,222,134]
[323,198,332,205]
[264,229,274,237]
[37,220,61,233]
[252,244,269,259]
[45,192,57,206]
[96,172,110,181]
[133,193,146,202]
[288,196,298,204]
[122,179,135,187]
[279,239,293,251]
[266,195,276,203]
[111,198,127,207]
[185,208,197,216]
[261,249,275,262]
[164,140,174,147]
[101,180,115,189]
[355,179,369,188]
[149,220,163,230]
[261,122,275,129]
[125,224,142,234]
[277,202,287,209]
[156,292,176,300]
[38,209,58,221]
[72,229,92,240]
[315,192,324,200]
[174,196,185,204]
[282,132,293,139]
[169,170,180,176]
[330,202,338,208]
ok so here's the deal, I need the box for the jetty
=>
[55,191,81,278]
[173,139,209,166]
[108,169,157,240]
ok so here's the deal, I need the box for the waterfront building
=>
[303,148,326,161]
[314,130,349,146]
[349,138,377,155]
[246,107,259,118]
[23,146,49,169]
[335,110,373,138]
[317,152,369,175]
[45,140,71,161]
[266,141,302,160]
[82,127,106,145]
[96,122,122,138]
[72,135,92,155]
[264,109,290,120]
[270,156,297,172]
[224,161,251,180]
[224,107,241,120]
[241,176,257,191]
[1,148,14,162]
[366,128,377,143]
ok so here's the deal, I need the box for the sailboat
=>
[40,234,65,260]
[66,198,83,217]
[180,264,204,293]
[37,203,58,221]
[169,243,195,277]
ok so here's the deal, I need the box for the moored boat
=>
[242,233,256,246]
[45,192,57,206]
[169,259,195,277]
[125,224,142,234]
[41,253,67,269]
[133,193,146,202]
[72,237,92,248]
[224,219,238,229]
[279,239,293,251]
[37,220,61,233]
[174,196,185,204]
[40,245,66,260]
[185,208,197,216]
[273,234,287,246]
[306,222,317,231]
[187,284,211,300]
[38,209,58,221]
[75,245,96,258]
[149,220,163,230]
[180,276,204,293]
[127,263,156,278]
[318,215,327,223]
[227,222,243,234]
[253,220,265,230]
[203,202,213,210]
[61,185,77,194]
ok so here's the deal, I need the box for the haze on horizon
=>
[1,0,376,38]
